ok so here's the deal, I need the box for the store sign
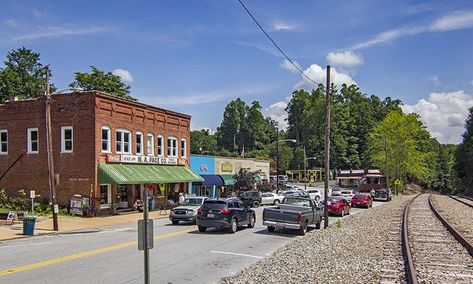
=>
[221,161,233,173]
[107,154,178,165]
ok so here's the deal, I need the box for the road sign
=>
[138,219,154,250]
[30,190,35,199]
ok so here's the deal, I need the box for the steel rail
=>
[429,194,473,257]
[449,195,473,209]
[401,194,420,284]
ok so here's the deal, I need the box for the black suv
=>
[196,198,256,233]
[238,191,262,208]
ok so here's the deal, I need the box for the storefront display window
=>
[100,184,111,208]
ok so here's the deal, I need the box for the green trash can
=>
[23,216,36,236]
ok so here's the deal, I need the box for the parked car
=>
[327,196,351,216]
[197,198,256,233]
[238,191,262,208]
[260,192,284,205]
[340,190,355,204]
[285,184,302,191]
[331,187,342,196]
[169,197,208,224]
[263,196,323,235]
[373,189,392,202]
[278,175,288,183]
[281,190,310,198]
[351,193,373,208]
[306,189,322,202]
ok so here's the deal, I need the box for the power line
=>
[237,0,318,86]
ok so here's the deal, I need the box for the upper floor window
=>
[101,126,111,153]
[147,134,154,156]
[27,128,39,154]
[0,130,7,155]
[157,135,164,156]
[181,138,187,158]
[61,126,73,153]
[136,132,143,155]
[167,137,178,157]
[116,129,131,154]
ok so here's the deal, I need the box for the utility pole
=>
[143,187,150,284]
[45,66,59,231]
[384,135,390,193]
[276,127,279,193]
[304,146,307,190]
[323,65,331,229]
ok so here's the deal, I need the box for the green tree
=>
[245,101,268,149]
[455,107,473,195]
[190,129,217,155]
[69,66,137,101]
[0,47,54,104]
[233,168,259,192]
[215,98,247,152]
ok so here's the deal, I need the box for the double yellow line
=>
[0,228,194,277]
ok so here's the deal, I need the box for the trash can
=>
[23,216,36,236]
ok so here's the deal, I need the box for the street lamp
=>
[276,136,297,193]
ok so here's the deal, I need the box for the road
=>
[0,201,385,284]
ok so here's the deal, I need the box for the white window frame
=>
[167,137,178,157]
[27,128,39,154]
[147,134,154,156]
[181,138,187,158]
[0,130,7,155]
[99,184,112,209]
[116,129,131,154]
[157,135,164,156]
[135,132,143,155]
[101,126,111,153]
[61,126,73,153]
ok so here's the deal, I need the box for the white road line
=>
[0,241,52,249]
[210,250,264,259]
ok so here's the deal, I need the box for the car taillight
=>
[297,214,302,222]
[221,208,230,214]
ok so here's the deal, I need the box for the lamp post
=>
[275,129,296,193]
[303,146,317,190]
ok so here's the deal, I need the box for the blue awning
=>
[194,174,224,186]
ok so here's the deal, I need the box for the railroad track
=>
[449,195,473,209]
[402,194,473,283]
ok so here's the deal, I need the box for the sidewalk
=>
[0,210,171,241]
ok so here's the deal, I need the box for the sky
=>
[1,0,473,144]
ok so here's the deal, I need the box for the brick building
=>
[0,91,203,214]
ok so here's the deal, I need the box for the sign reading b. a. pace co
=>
[107,154,180,165]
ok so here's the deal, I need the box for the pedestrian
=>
[178,192,185,205]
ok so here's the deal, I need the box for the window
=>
[136,132,143,155]
[167,137,178,157]
[27,128,39,154]
[181,138,187,158]
[0,130,7,155]
[100,184,112,208]
[147,134,154,156]
[116,129,131,154]
[61,126,73,153]
[157,135,164,156]
[101,126,111,153]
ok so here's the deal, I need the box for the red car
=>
[351,193,373,208]
[327,196,350,216]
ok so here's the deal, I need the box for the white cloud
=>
[264,100,289,129]
[280,59,301,73]
[352,10,473,49]
[4,19,19,28]
[272,21,297,31]
[428,75,440,86]
[234,41,280,57]
[32,9,47,17]
[112,69,134,83]
[295,64,357,90]
[402,90,473,144]
[13,25,110,41]
[326,51,363,68]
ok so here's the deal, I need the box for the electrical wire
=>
[237,0,318,86]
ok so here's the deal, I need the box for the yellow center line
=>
[0,228,195,277]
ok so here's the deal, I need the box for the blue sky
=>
[1,0,473,143]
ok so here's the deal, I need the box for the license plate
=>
[276,223,285,229]
[207,214,214,218]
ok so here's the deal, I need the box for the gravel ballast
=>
[222,196,414,284]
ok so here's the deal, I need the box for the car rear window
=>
[329,197,341,202]
[202,201,227,210]
[341,191,352,194]
[353,194,367,198]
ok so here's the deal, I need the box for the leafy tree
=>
[232,168,259,192]
[190,129,217,155]
[245,101,268,149]
[215,98,246,152]
[0,47,55,104]
[455,107,473,195]
[69,66,137,101]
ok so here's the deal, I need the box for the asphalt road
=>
[0,200,385,284]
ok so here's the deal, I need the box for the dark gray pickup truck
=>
[262,197,323,235]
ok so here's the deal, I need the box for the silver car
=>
[169,196,208,224]
[261,192,285,205]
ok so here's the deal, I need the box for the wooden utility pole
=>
[323,65,331,229]
[45,66,58,231]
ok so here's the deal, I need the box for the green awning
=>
[98,164,204,184]
[219,174,236,186]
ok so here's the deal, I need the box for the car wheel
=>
[252,201,260,208]
[267,226,275,232]
[247,214,256,228]
[228,218,238,233]
[273,199,280,205]
[172,220,179,225]
[299,221,308,235]
[315,221,321,229]
[315,196,320,202]
[341,210,345,217]
[347,208,350,215]
[198,225,206,232]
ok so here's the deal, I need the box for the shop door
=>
[118,185,129,208]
